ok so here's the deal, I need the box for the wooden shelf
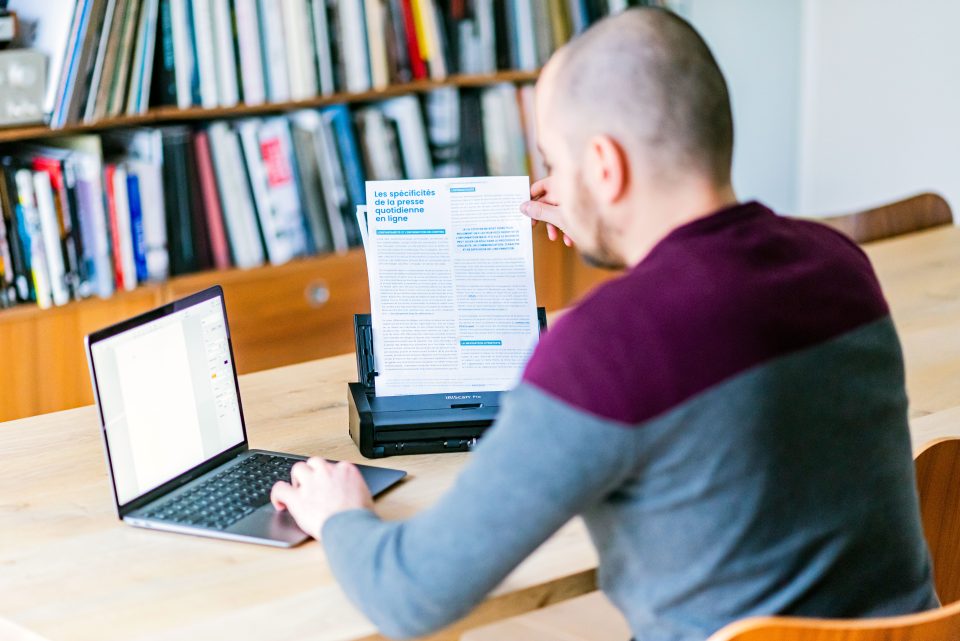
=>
[0,70,540,144]
[0,248,365,323]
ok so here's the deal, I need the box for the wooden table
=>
[4,224,960,641]
[865,225,960,418]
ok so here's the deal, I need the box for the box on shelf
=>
[0,48,44,126]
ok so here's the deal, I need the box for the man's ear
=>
[586,135,629,205]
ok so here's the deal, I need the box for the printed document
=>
[362,176,539,396]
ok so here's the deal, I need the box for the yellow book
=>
[410,0,432,62]
[548,0,572,48]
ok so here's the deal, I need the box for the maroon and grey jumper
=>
[322,201,938,641]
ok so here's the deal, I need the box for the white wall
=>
[798,0,960,217]
[681,0,804,213]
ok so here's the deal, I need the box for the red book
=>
[399,0,428,80]
[193,131,231,270]
[103,164,124,290]
[31,157,68,233]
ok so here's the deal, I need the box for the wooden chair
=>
[819,192,953,244]
[703,600,960,641]
[461,438,960,641]
[915,438,960,605]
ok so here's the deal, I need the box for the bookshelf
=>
[0,70,577,424]
[0,71,540,144]
[0,0,646,422]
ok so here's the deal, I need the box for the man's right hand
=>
[521,177,574,247]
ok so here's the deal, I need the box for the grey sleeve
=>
[321,382,640,639]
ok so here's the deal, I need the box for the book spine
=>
[399,0,428,80]
[309,0,337,95]
[235,0,267,105]
[126,170,149,282]
[152,0,179,107]
[32,157,81,299]
[13,169,52,308]
[31,171,70,306]
[193,131,233,269]
[338,0,373,93]
[107,0,144,117]
[169,0,196,108]
[259,0,292,102]
[211,0,240,107]
[71,155,114,298]
[103,164,126,289]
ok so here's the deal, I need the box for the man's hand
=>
[270,458,374,540]
[520,177,573,247]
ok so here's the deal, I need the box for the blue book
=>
[52,0,94,127]
[126,171,149,282]
[322,104,366,246]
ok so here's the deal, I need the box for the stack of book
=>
[12,0,665,127]
[0,84,546,310]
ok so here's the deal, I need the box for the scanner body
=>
[348,310,547,458]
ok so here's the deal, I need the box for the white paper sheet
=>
[361,177,539,396]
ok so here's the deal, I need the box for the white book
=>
[238,118,310,264]
[127,158,168,281]
[357,109,403,180]
[313,116,351,252]
[191,0,220,108]
[111,166,138,291]
[169,0,195,108]
[475,0,496,73]
[259,0,292,102]
[380,96,433,179]
[482,84,527,176]
[281,0,319,101]
[607,0,630,13]
[83,0,119,122]
[512,0,538,71]
[422,0,447,80]
[364,0,390,90]
[260,0,290,102]
[208,123,265,268]
[338,0,372,93]
[211,0,240,107]
[9,0,80,115]
[236,120,279,262]
[126,0,161,115]
[235,0,267,105]
[309,0,336,95]
[31,172,70,306]
[519,85,547,182]
[13,170,52,308]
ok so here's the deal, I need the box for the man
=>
[271,8,937,641]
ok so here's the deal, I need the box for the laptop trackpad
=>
[231,505,310,545]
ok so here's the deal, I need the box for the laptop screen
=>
[89,294,245,507]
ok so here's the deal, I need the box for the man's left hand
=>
[271,458,374,540]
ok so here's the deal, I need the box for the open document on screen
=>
[361,176,539,397]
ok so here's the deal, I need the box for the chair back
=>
[705,599,960,641]
[820,193,952,244]
[915,437,960,605]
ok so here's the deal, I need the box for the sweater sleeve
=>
[321,381,640,639]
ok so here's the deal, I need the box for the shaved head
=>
[541,8,734,186]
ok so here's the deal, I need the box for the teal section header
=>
[376,229,447,235]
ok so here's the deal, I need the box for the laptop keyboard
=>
[141,453,297,531]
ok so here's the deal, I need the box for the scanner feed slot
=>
[348,308,548,458]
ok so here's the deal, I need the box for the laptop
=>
[85,285,406,547]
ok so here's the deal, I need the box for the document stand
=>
[348,309,548,458]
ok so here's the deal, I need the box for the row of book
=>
[13,0,667,128]
[0,83,544,309]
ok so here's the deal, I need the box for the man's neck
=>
[619,183,739,267]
